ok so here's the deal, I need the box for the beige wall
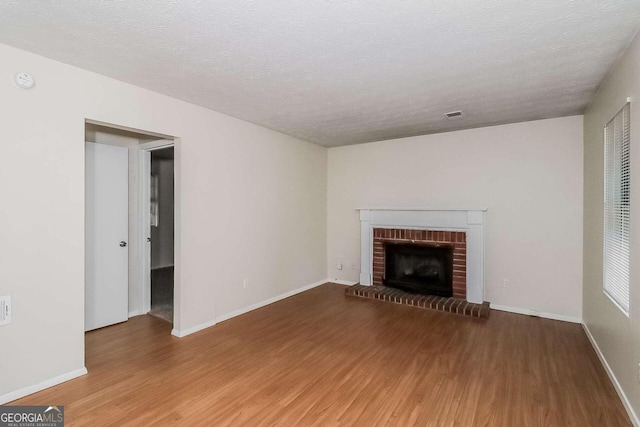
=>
[0,43,327,399]
[583,32,640,421]
[327,116,584,319]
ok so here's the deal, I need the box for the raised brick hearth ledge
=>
[345,284,490,319]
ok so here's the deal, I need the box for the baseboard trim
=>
[490,304,582,324]
[582,323,639,426]
[128,310,144,318]
[172,279,329,338]
[172,320,215,338]
[0,367,88,405]
[328,279,358,286]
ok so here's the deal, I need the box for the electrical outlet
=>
[336,259,343,270]
[243,279,248,289]
[503,279,510,288]
[0,295,11,326]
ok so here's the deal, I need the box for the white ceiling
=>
[1,1,639,147]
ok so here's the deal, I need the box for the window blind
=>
[603,102,631,314]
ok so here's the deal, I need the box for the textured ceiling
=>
[1,1,640,147]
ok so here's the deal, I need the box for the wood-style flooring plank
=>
[11,284,631,426]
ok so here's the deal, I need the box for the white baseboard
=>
[172,279,330,338]
[0,367,88,405]
[490,304,582,324]
[172,319,216,338]
[128,310,144,318]
[328,279,358,286]
[582,323,639,426]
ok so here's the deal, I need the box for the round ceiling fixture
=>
[13,72,35,89]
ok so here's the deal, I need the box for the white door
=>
[85,142,129,331]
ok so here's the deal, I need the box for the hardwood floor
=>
[13,284,630,426]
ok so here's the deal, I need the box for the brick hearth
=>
[345,284,490,319]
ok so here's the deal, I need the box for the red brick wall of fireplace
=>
[372,228,467,299]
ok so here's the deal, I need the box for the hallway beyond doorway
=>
[149,266,174,323]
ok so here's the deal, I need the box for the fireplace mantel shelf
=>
[359,208,486,304]
[356,207,488,212]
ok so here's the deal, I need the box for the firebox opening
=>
[383,242,453,297]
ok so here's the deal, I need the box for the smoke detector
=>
[13,72,35,89]
[444,110,463,120]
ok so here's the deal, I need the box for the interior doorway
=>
[84,120,178,333]
[148,147,175,323]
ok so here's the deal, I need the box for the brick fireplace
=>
[358,208,485,303]
[372,228,466,299]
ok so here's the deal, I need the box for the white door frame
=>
[139,140,176,320]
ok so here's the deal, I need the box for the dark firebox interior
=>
[384,242,453,297]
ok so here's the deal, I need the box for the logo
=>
[0,405,64,427]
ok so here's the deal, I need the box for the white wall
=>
[327,116,583,320]
[0,43,327,400]
[583,31,640,423]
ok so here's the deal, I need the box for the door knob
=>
[119,241,127,247]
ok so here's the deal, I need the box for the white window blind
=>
[604,102,631,314]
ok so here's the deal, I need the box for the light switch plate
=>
[0,295,11,325]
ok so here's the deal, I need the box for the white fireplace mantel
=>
[358,208,487,304]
